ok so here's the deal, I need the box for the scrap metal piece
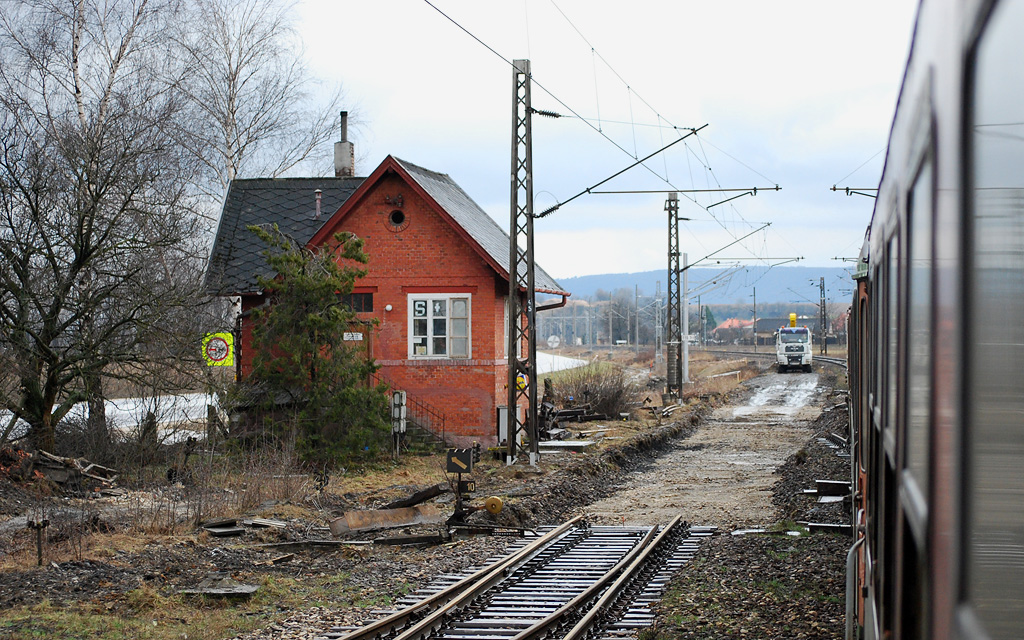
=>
[329,504,443,536]
[382,483,448,510]
[179,572,258,599]
[373,533,448,546]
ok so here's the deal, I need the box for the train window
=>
[905,159,932,502]
[964,0,1024,636]
[885,236,899,462]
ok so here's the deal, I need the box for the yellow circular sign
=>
[202,332,234,366]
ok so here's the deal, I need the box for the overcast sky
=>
[297,1,918,280]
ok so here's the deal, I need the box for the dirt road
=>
[585,371,823,529]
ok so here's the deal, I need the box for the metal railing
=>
[370,371,448,446]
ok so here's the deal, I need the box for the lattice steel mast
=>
[506,59,539,465]
[665,193,682,395]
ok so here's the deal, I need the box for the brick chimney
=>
[334,111,354,177]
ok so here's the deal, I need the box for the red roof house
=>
[206,155,569,447]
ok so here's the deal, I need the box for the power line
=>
[833,147,885,186]
[423,0,776,264]
[536,125,707,218]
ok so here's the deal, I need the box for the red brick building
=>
[206,155,568,446]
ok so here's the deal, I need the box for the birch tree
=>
[0,0,207,451]
[174,0,349,197]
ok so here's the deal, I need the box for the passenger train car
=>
[846,0,1024,638]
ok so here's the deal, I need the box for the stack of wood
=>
[30,450,118,490]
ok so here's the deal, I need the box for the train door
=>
[896,147,935,640]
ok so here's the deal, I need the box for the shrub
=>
[551,364,640,417]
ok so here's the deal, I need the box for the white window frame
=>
[408,293,471,359]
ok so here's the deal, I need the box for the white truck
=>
[776,314,813,372]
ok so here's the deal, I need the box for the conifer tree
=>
[247,224,388,462]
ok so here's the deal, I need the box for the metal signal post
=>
[506,59,539,465]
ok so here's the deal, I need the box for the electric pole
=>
[506,59,538,465]
[819,276,827,355]
[683,252,690,383]
[666,193,682,396]
[655,281,663,364]
[752,287,757,353]
[635,284,640,356]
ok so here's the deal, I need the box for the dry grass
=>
[328,454,450,496]
[0,348,767,640]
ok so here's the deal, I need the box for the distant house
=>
[712,317,753,344]
[206,154,569,446]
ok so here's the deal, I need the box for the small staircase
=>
[402,420,447,454]
[372,371,449,453]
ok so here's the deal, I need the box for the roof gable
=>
[309,156,566,296]
[206,157,567,297]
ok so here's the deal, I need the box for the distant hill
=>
[554,265,854,305]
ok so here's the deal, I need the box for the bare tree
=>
[173,0,349,197]
[0,0,209,451]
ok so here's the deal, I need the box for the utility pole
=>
[572,301,577,347]
[683,252,690,383]
[752,287,757,353]
[506,59,538,466]
[608,290,614,354]
[666,193,682,396]
[819,276,827,355]
[697,296,702,346]
[655,281,663,364]
[635,284,640,356]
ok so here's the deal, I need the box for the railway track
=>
[708,349,848,370]
[321,516,714,640]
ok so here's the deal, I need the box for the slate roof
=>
[205,177,364,295]
[393,157,565,295]
[205,157,567,297]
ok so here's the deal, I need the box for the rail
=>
[333,515,711,640]
[709,349,848,370]
[338,516,585,640]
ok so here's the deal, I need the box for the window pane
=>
[452,298,468,317]
[451,338,468,357]
[408,295,470,358]
[967,1,1024,636]
[887,240,899,441]
[452,318,467,337]
[906,161,932,495]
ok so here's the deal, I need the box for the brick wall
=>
[342,174,509,446]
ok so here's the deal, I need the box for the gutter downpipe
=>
[537,294,568,312]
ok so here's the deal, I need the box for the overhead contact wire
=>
[425,0,778,267]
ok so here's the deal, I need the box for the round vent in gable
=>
[386,209,409,232]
